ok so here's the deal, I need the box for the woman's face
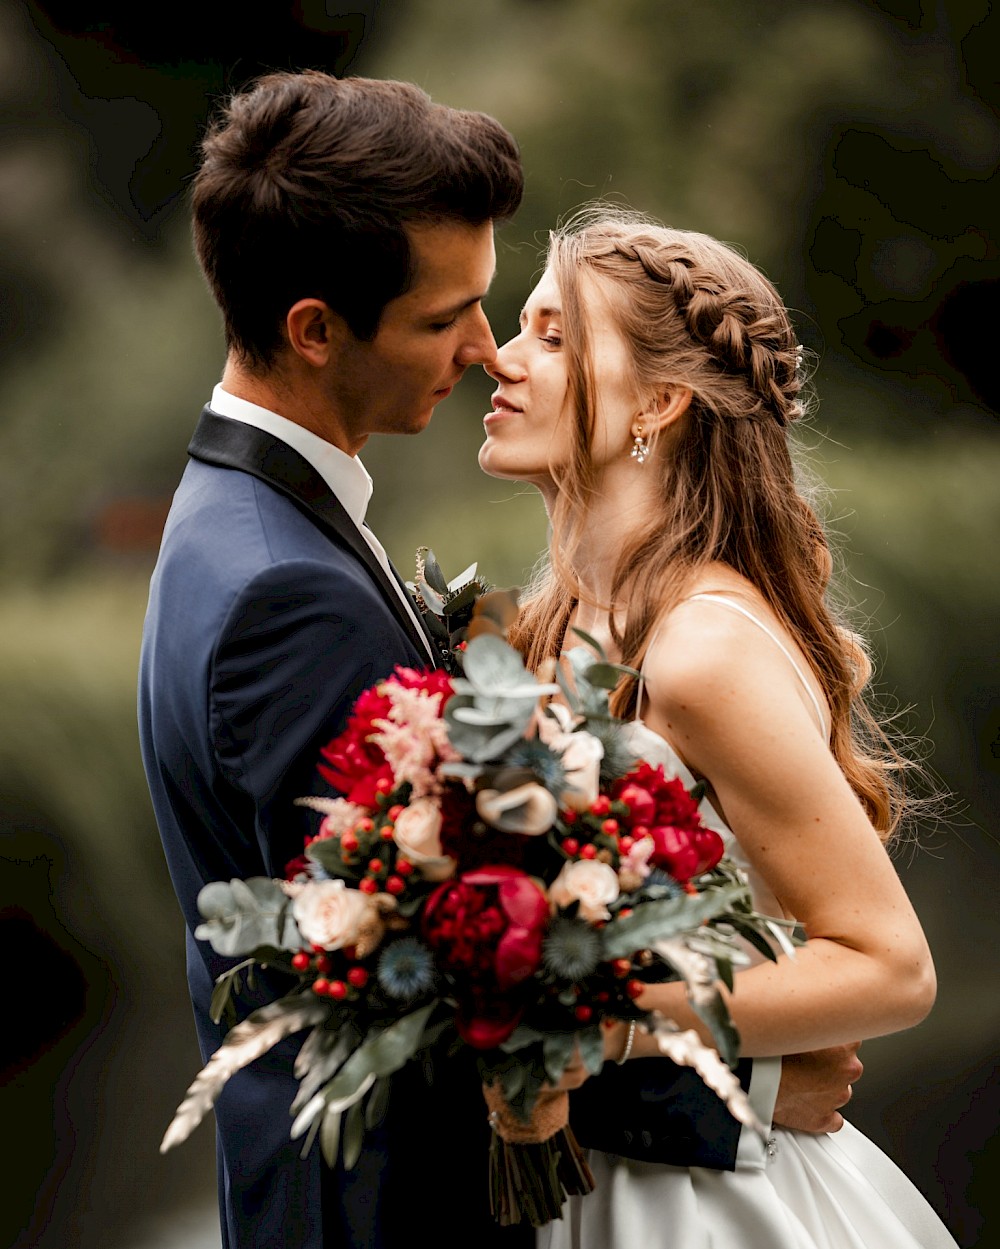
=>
[478,265,638,493]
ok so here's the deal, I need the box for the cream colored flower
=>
[292,879,382,951]
[535,707,605,812]
[548,859,620,922]
[476,783,558,836]
[392,797,456,882]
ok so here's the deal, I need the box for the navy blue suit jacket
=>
[139,410,532,1248]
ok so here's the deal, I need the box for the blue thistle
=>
[377,937,437,1000]
[504,739,568,797]
[542,916,603,981]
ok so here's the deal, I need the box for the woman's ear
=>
[285,299,336,367]
[640,385,692,436]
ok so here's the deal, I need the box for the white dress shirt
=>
[209,384,433,660]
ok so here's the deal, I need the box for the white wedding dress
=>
[540,595,958,1249]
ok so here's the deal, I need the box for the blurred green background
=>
[1,1,996,1245]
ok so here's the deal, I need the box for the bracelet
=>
[616,1020,637,1065]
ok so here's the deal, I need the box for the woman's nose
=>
[484,337,528,383]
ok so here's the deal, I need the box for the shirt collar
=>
[209,383,373,527]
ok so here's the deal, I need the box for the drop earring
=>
[630,423,649,465]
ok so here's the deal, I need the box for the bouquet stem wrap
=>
[483,1083,595,1227]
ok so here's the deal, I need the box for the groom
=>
[139,69,860,1249]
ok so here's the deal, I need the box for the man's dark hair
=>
[190,71,523,367]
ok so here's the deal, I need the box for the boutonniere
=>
[407,547,520,676]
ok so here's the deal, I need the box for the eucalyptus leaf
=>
[581,662,627,691]
[601,886,748,959]
[194,877,301,956]
[722,917,780,963]
[442,581,480,615]
[500,1026,546,1053]
[578,1025,605,1075]
[568,626,607,658]
[542,1032,575,1085]
[447,561,478,591]
[500,1060,527,1104]
[306,838,361,879]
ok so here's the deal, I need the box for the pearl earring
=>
[630,424,649,465]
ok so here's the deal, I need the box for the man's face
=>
[327,220,497,448]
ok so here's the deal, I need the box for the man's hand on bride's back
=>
[772,1042,864,1133]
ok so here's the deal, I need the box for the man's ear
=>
[285,299,338,367]
[641,385,693,436]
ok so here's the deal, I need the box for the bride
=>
[478,208,958,1248]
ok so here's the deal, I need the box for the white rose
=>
[535,707,604,812]
[392,797,456,882]
[558,731,605,812]
[292,879,380,950]
[547,859,620,922]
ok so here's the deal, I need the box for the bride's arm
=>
[625,603,936,1060]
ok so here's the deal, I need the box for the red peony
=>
[317,666,454,807]
[422,866,548,1048]
[614,762,724,882]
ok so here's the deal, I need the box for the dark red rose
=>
[616,782,657,827]
[422,865,548,1048]
[648,823,725,883]
[438,784,531,873]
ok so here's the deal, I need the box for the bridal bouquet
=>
[161,557,795,1227]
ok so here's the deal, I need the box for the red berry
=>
[395,858,414,876]
[341,833,359,853]
[327,980,347,1000]
[625,979,645,1000]
[380,825,395,841]
[574,1004,593,1023]
[618,907,633,919]
[562,837,580,857]
[313,953,332,974]
[612,959,631,978]
[388,805,405,821]
[358,817,375,833]
[376,778,392,795]
[595,990,610,1003]
[602,819,619,836]
[291,952,310,972]
[590,796,612,817]
[561,809,579,825]
[359,877,378,894]
[580,843,597,860]
[347,967,369,989]
[618,835,635,854]
[368,858,384,874]
[312,978,330,996]
[386,875,405,895]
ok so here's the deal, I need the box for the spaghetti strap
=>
[635,593,829,739]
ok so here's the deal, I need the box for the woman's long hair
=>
[508,207,912,841]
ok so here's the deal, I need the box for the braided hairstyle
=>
[509,207,908,840]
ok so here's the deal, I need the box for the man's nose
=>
[456,308,497,368]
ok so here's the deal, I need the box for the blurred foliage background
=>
[1,1,996,1245]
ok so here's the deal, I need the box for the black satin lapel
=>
[188,408,432,658]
